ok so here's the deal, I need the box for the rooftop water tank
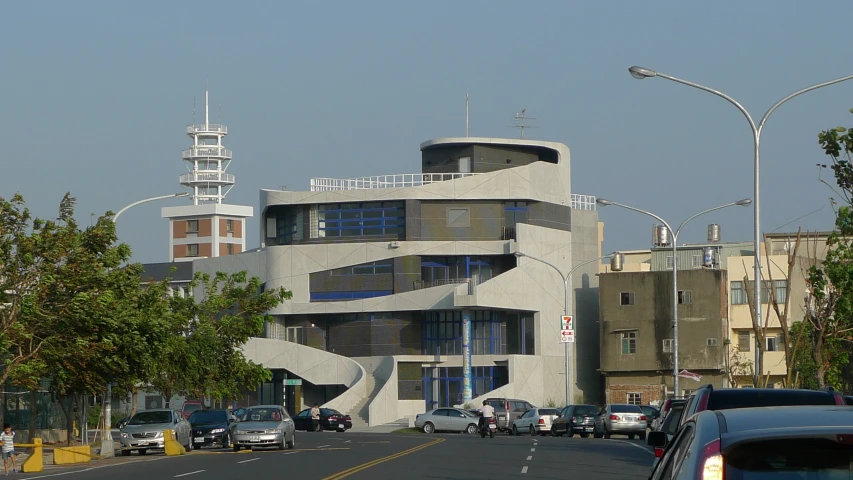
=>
[708,224,721,243]
[703,246,717,268]
[653,225,671,247]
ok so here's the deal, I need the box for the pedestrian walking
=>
[311,403,321,432]
[0,423,15,475]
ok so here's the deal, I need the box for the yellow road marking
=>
[322,438,444,480]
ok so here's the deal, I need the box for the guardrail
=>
[310,173,479,191]
[413,278,473,294]
[182,146,232,159]
[180,172,236,184]
[186,124,227,134]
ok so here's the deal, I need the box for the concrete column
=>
[462,311,473,403]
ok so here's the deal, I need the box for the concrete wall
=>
[571,209,603,403]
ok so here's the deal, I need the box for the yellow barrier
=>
[163,429,186,456]
[18,439,43,473]
[53,445,93,465]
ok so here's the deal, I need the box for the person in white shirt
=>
[0,423,15,474]
[479,401,496,431]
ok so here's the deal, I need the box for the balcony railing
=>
[571,194,597,211]
[502,227,516,241]
[180,172,236,184]
[182,146,233,159]
[413,278,473,294]
[186,124,228,135]
[310,173,479,191]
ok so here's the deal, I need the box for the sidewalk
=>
[349,419,412,434]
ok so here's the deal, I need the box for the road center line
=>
[322,437,445,480]
[521,466,529,474]
[530,448,535,452]
[237,458,260,464]
[526,456,532,461]
[174,471,205,478]
[606,439,655,455]
[318,445,330,448]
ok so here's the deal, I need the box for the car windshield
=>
[707,390,836,410]
[611,405,643,413]
[189,410,227,424]
[574,406,598,416]
[538,409,559,416]
[129,411,171,425]
[486,401,507,412]
[726,438,853,479]
[459,410,476,417]
[184,404,202,413]
[243,408,283,422]
[663,407,684,436]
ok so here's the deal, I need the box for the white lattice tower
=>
[180,90,235,205]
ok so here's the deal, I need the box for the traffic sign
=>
[561,315,573,331]
[284,379,302,386]
[560,330,575,343]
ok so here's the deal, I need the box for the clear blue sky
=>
[2,0,850,263]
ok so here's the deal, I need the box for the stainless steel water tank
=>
[610,253,624,272]
[653,225,671,247]
[703,246,717,267]
[708,224,721,243]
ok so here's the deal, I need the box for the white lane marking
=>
[238,458,260,464]
[344,440,352,444]
[174,471,205,478]
[25,457,167,479]
[282,451,300,455]
[318,444,330,448]
[530,447,535,452]
[526,456,532,461]
[521,466,529,474]
[607,439,655,455]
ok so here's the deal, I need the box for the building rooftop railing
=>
[309,173,597,210]
[187,124,228,135]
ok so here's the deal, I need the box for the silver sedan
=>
[415,408,480,434]
[232,405,296,451]
[593,404,647,440]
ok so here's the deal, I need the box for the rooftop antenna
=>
[205,86,209,126]
[193,96,196,124]
[512,109,537,139]
[466,93,469,137]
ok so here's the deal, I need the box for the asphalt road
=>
[16,431,654,480]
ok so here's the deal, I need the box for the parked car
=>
[638,405,659,429]
[676,384,845,430]
[189,409,235,449]
[647,405,853,480]
[232,405,296,451]
[482,398,535,434]
[119,408,192,456]
[415,408,480,434]
[593,404,647,440]
[845,395,853,405]
[649,401,685,468]
[511,408,560,436]
[292,407,353,432]
[651,397,684,431]
[551,404,598,438]
[181,400,203,420]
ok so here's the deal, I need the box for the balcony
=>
[186,124,227,135]
[180,172,236,184]
[413,278,473,294]
[182,146,233,160]
[310,173,479,191]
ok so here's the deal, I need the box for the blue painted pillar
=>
[462,311,473,403]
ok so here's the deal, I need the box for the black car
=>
[293,407,353,432]
[550,404,598,438]
[189,409,234,448]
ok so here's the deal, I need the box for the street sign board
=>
[561,330,575,343]
[561,315,573,331]
[284,379,302,386]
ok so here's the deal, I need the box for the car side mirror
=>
[647,431,667,447]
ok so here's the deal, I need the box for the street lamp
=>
[628,65,853,386]
[596,197,751,396]
[514,251,625,406]
[100,191,189,457]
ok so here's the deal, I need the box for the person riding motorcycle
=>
[479,400,495,431]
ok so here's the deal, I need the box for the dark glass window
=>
[504,201,529,228]
[319,201,405,238]
[331,259,393,276]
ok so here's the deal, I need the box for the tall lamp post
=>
[596,198,751,396]
[514,251,625,406]
[101,192,188,457]
[627,66,853,385]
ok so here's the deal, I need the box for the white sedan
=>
[511,408,561,436]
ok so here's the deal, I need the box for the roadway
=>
[17,431,654,480]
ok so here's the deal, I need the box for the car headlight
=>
[211,428,225,434]
[265,428,282,434]
[120,433,128,438]
[155,431,164,438]
[236,430,248,435]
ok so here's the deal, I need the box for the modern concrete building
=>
[150,136,605,426]
[161,90,252,262]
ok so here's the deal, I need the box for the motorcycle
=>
[479,416,496,438]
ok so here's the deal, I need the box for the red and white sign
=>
[561,316,573,331]
[677,370,702,382]
[560,315,575,343]
[561,330,575,343]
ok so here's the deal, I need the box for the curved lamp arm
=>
[113,192,189,223]
[596,198,673,233]
[675,199,752,237]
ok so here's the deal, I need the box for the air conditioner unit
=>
[389,241,401,248]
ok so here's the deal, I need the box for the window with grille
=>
[621,331,637,355]
[318,201,405,237]
[226,243,234,255]
[706,338,718,347]
[766,336,778,352]
[662,338,674,353]
[620,292,635,306]
[627,393,642,405]
[187,220,199,234]
[226,219,234,233]
[187,244,199,257]
[738,331,751,352]
[731,281,747,305]
[691,255,703,267]
[678,290,692,304]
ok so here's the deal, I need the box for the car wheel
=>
[639,431,647,441]
[278,436,286,450]
[233,444,240,452]
[550,426,558,437]
[466,424,478,435]
[529,426,536,436]
[121,450,130,457]
[512,425,519,436]
[222,434,230,448]
[628,433,635,440]
[580,432,589,438]
[593,426,603,439]
[138,449,147,455]
[423,422,435,434]
[604,428,611,439]
[287,432,295,449]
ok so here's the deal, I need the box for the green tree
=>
[148,271,290,406]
